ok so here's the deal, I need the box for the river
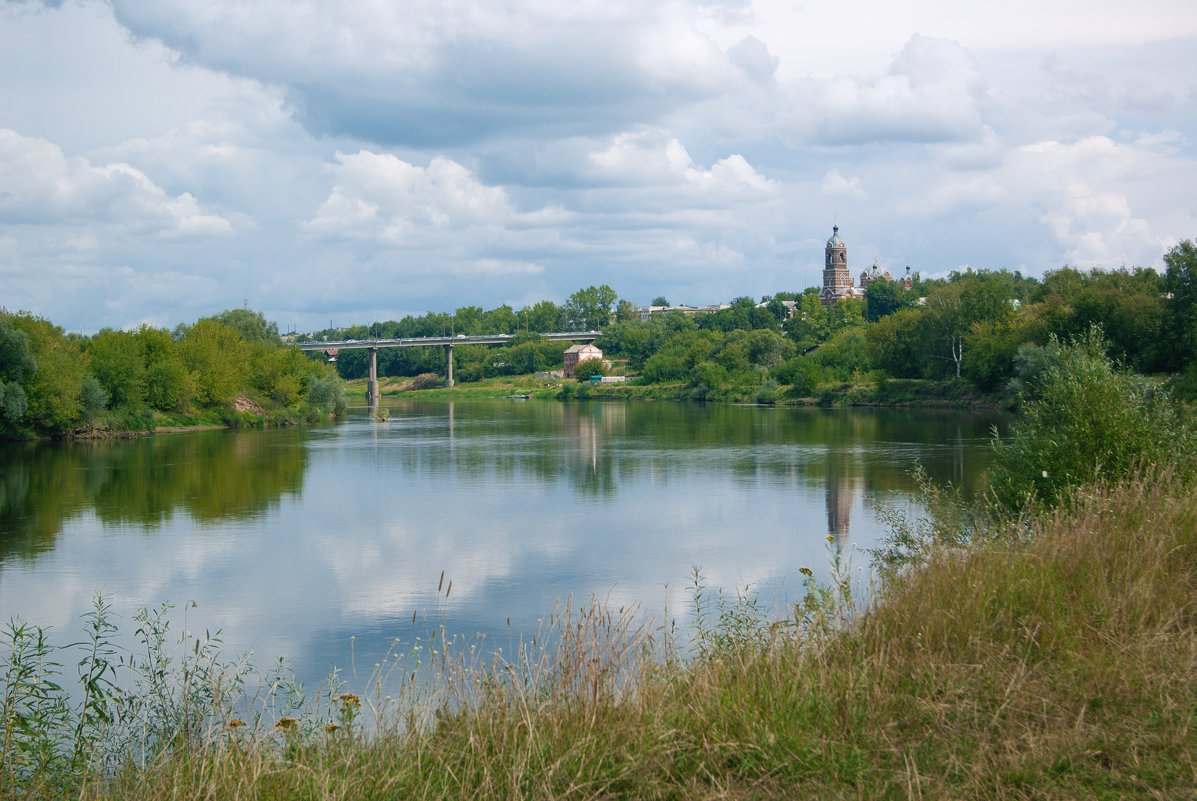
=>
[0,399,1005,698]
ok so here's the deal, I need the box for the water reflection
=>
[0,429,309,564]
[0,401,1006,698]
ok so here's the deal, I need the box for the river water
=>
[0,399,1004,696]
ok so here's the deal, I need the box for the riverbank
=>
[2,395,341,441]
[6,468,1192,800]
[345,374,1011,409]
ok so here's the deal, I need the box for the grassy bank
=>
[4,468,1194,800]
[346,374,1009,408]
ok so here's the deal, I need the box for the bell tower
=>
[821,223,852,306]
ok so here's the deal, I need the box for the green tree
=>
[0,315,35,425]
[523,300,564,333]
[136,326,195,411]
[924,273,1014,379]
[177,319,246,407]
[784,295,831,350]
[864,280,916,322]
[596,321,665,370]
[565,285,618,331]
[865,307,930,379]
[1164,240,1197,368]
[453,305,486,335]
[209,309,282,346]
[828,297,865,333]
[6,313,87,430]
[745,329,795,368]
[86,329,146,411]
[651,296,669,307]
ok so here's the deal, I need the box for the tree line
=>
[5,240,1194,434]
[0,308,344,437]
[312,240,1197,402]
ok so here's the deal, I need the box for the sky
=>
[2,0,1196,334]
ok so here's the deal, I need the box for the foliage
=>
[987,328,1194,511]
[207,308,282,346]
[5,313,88,431]
[0,307,339,436]
[865,307,929,379]
[571,358,605,381]
[863,280,917,322]
[307,374,348,416]
[923,272,1014,379]
[807,328,870,382]
[1164,239,1197,369]
[564,285,618,331]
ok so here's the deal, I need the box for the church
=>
[819,224,913,307]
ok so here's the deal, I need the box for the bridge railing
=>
[294,331,601,350]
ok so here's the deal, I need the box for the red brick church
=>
[819,224,913,307]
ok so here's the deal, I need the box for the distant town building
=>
[563,343,602,378]
[636,303,731,321]
[756,299,798,320]
[820,224,915,306]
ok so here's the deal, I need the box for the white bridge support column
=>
[367,347,380,406]
[444,344,454,387]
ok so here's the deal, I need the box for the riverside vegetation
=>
[0,308,346,439]
[321,241,1197,408]
[3,333,1195,799]
[6,241,1197,434]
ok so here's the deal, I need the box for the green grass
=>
[5,468,1195,799]
[345,373,1010,408]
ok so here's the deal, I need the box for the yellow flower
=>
[275,717,298,730]
[324,723,341,733]
[228,719,246,728]
[338,693,362,709]
[826,534,836,542]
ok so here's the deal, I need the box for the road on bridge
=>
[294,331,602,403]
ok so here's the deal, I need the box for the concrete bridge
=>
[296,331,601,404]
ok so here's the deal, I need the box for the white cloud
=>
[820,168,865,199]
[776,36,988,146]
[3,0,1196,330]
[586,131,778,203]
[727,35,777,85]
[306,152,516,244]
[0,128,234,237]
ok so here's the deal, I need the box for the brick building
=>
[563,343,602,378]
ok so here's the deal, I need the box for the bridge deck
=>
[295,331,600,350]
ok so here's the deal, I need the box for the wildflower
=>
[798,566,814,577]
[1042,470,1049,478]
[324,723,341,733]
[228,719,246,728]
[826,534,835,542]
[275,717,298,730]
[339,693,362,709]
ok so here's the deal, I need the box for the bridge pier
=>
[367,347,380,406]
[443,344,454,387]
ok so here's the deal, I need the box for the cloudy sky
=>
[3,0,1196,333]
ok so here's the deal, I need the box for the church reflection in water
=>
[825,469,855,545]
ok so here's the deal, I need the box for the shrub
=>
[408,372,442,390]
[571,358,605,381]
[307,374,347,416]
[988,328,1194,511]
